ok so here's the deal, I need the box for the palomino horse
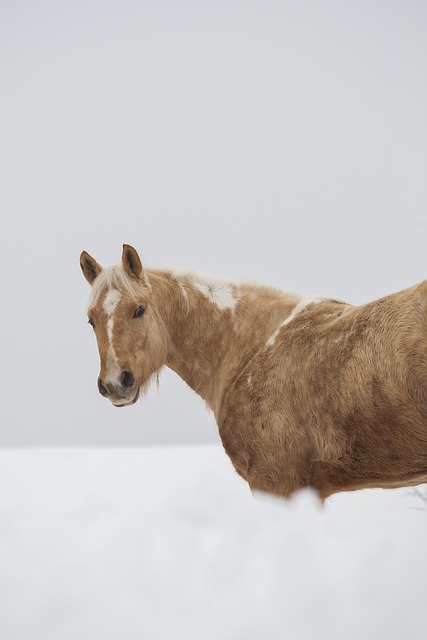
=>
[80,244,427,499]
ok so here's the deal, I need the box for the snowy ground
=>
[0,446,426,640]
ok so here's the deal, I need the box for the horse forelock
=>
[87,264,142,310]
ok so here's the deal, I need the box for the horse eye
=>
[133,305,145,318]
[88,318,95,328]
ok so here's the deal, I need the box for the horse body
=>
[81,245,427,499]
[220,288,427,498]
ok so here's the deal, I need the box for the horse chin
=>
[113,387,140,408]
[112,370,160,407]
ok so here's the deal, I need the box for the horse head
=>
[80,245,168,407]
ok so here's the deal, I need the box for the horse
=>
[80,244,427,500]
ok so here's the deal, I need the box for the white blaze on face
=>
[102,289,122,383]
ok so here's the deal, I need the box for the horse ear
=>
[122,244,146,281]
[80,251,102,285]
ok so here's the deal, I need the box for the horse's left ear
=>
[122,244,146,282]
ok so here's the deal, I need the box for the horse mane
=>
[87,264,141,308]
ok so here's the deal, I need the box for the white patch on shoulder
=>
[266,297,323,347]
[265,328,281,348]
[173,270,239,312]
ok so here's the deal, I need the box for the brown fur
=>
[81,246,427,499]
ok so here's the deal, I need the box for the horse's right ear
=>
[80,251,103,285]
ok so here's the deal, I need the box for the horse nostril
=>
[120,371,134,390]
[98,378,109,397]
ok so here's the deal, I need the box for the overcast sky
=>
[1,0,426,446]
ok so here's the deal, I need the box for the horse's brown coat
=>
[81,245,427,499]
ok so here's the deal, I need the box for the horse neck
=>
[148,269,300,416]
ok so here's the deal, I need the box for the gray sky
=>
[1,0,426,446]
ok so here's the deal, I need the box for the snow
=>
[0,446,426,639]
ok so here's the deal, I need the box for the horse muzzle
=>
[97,371,139,407]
